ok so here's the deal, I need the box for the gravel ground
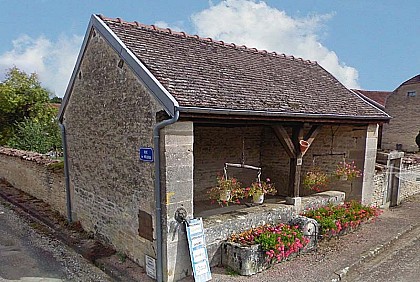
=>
[0,199,112,282]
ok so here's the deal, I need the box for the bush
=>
[7,117,62,154]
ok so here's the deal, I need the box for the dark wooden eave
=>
[178,111,389,125]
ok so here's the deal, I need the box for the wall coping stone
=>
[0,146,60,166]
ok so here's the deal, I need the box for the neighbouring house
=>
[58,14,390,281]
[354,74,420,152]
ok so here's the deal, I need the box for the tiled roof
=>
[352,89,392,108]
[98,15,389,121]
[398,74,420,88]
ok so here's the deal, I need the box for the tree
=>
[0,67,62,154]
[50,96,63,104]
[0,67,53,144]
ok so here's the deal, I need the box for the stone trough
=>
[201,191,345,269]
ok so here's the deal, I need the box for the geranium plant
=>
[335,161,362,181]
[228,223,308,263]
[207,175,245,206]
[302,201,382,237]
[302,167,330,192]
[245,178,276,197]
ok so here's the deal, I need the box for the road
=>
[343,225,420,282]
[0,199,111,282]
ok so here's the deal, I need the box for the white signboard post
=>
[186,218,212,281]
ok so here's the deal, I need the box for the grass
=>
[46,160,64,173]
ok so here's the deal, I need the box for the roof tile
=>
[99,15,389,120]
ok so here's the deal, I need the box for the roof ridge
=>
[97,14,318,66]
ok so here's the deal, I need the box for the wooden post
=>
[274,124,322,199]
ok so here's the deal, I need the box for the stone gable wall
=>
[0,147,66,215]
[382,83,420,152]
[63,30,164,267]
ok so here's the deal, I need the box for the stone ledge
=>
[203,191,344,267]
[0,146,59,166]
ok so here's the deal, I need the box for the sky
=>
[0,0,419,97]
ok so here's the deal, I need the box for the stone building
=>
[381,75,420,152]
[354,74,420,152]
[58,15,390,281]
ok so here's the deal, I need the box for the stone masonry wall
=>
[63,30,163,267]
[382,82,420,152]
[300,124,369,200]
[371,155,420,207]
[160,122,194,282]
[400,162,420,199]
[0,147,66,216]
[193,126,266,202]
[371,166,387,207]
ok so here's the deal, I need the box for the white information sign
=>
[145,254,157,279]
[186,218,212,281]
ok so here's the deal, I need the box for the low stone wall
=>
[372,154,420,207]
[204,191,345,267]
[0,147,66,216]
[371,165,387,207]
[400,159,420,199]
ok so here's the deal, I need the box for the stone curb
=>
[330,223,419,281]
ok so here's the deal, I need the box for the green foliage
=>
[303,201,382,236]
[116,251,127,263]
[47,161,64,173]
[0,67,53,145]
[7,117,62,154]
[0,67,62,154]
[225,266,239,276]
[229,223,308,262]
[49,96,62,103]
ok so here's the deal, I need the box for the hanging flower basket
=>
[219,189,231,202]
[252,193,264,204]
[245,178,276,204]
[207,175,245,206]
[334,161,362,181]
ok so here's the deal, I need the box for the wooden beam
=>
[272,125,296,158]
[290,125,303,197]
[304,125,323,146]
[288,158,297,196]
[294,158,302,197]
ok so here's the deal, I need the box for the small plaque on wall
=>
[138,210,153,241]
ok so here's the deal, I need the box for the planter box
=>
[222,216,320,276]
[221,242,268,276]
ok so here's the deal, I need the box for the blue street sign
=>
[139,147,154,162]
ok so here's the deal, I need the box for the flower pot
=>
[219,190,231,202]
[253,193,264,204]
[340,175,348,181]
[299,140,309,154]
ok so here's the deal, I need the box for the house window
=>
[407,91,416,97]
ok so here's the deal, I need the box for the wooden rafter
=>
[302,125,322,157]
[272,125,296,158]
